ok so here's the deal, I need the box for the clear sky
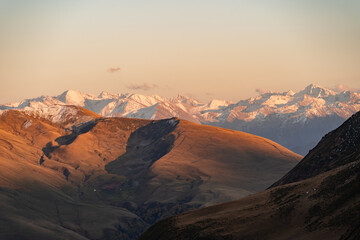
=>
[0,0,359,103]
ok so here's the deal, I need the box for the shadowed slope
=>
[105,118,179,177]
[141,161,360,240]
[271,111,360,187]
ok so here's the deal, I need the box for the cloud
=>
[126,83,158,91]
[255,88,268,95]
[107,67,121,73]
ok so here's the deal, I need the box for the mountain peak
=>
[307,83,320,88]
[171,95,202,106]
[61,89,82,96]
[286,90,295,96]
[98,91,119,99]
[56,90,96,106]
[207,99,231,110]
[171,94,191,101]
[295,84,335,98]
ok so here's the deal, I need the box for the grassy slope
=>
[141,160,360,240]
[0,109,301,239]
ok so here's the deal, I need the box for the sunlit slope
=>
[0,109,301,239]
[0,109,146,240]
[133,120,302,206]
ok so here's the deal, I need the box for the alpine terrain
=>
[2,84,359,155]
[141,110,360,240]
[0,107,301,239]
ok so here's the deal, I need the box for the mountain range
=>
[140,110,360,240]
[0,107,300,239]
[2,84,360,155]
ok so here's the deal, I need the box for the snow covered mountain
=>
[2,84,360,155]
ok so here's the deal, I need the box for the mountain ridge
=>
[271,110,360,187]
[1,84,360,155]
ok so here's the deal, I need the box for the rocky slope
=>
[141,111,360,240]
[0,108,301,239]
[272,110,360,187]
[2,84,360,155]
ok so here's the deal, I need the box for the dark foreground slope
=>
[141,111,360,240]
[271,111,360,187]
[0,108,300,240]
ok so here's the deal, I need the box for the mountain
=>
[2,84,359,155]
[206,84,360,155]
[271,110,360,187]
[141,111,360,240]
[0,108,301,239]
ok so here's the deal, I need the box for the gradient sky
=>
[0,0,359,103]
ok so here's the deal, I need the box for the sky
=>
[0,0,359,103]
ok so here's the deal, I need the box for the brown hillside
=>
[0,109,301,239]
